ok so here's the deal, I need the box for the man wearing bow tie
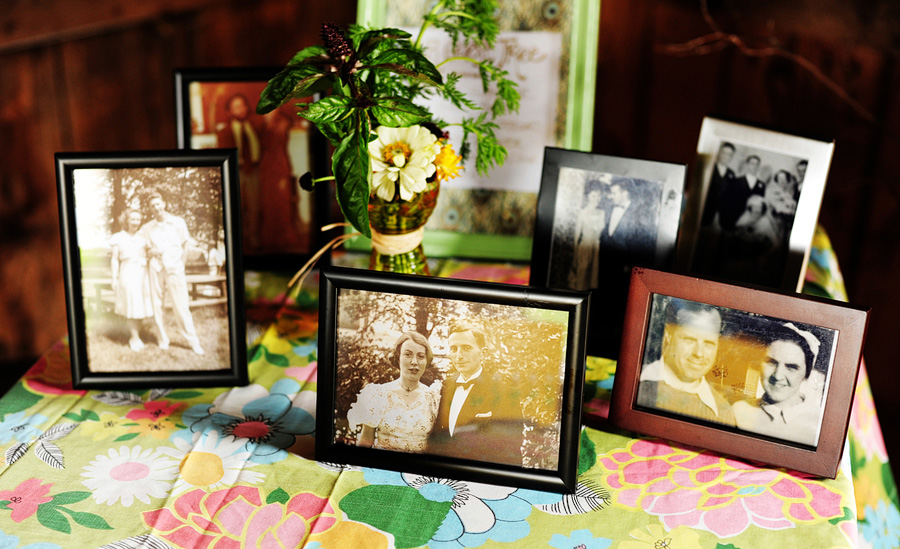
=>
[428,323,521,465]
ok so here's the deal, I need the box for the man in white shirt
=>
[139,192,204,355]
[637,299,736,426]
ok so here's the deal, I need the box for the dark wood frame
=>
[609,267,869,478]
[56,149,248,389]
[530,147,686,360]
[174,66,330,269]
[317,267,590,493]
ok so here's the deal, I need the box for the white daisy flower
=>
[156,430,265,494]
[80,445,179,507]
[368,125,441,201]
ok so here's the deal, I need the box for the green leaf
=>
[341,485,450,549]
[0,383,42,418]
[286,44,328,66]
[36,504,70,534]
[266,487,291,505]
[827,506,854,526]
[0,500,10,510]
[48,491,91,506]
[57,507,113,530]
[369,49,443,87]
[113,432,139,442]
[332,124,373,237]
[355,27,412,56]
[263,348,290,368]
[371,97,430,127]
[257,62,331,115]
[577,430,597,476]
[62,413,81,422]
[302,95,354,124]
[166,390,204,400]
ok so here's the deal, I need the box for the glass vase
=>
[367,180,440,275]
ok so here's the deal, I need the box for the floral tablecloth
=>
[0,226,897,548]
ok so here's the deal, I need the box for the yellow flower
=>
[434,142,463,182]
[127,418,179,439]
[80,412,132,441]
[368,125,441,201]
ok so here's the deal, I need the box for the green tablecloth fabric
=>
[0,226,896,548]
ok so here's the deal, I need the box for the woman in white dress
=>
[109,208,153,351]
[347,331,440,452]
[568,182,606,290]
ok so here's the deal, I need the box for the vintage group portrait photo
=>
[611,268,869,478]
[680,117,835,291]
[175,67,328,266]
[530,147,686,358]
[317,267,589,493]
[56,150,247,389]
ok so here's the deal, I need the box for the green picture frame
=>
[348,0,600,260]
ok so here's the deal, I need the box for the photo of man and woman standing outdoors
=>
[334,289,572,471]
[74,166,231,373]
[636,295,835,448]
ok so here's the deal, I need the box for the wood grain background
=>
[2,0,898,474]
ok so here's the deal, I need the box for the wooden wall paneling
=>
[593,0,655,156]
[0,47,70,365]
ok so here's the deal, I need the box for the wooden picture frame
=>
[56,149,248,389]
[530,147,686,359]
[609,267,869,478]
[317,267,589,493]
[678,117,835,291]
[174,67,329,269]
[352,0,601,260]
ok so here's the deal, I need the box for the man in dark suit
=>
[428,323,522,466]
[601,178,655,264]
[701,142,737,227]
[716,154,766,231]
[216,93,264,249]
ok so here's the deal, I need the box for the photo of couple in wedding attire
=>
[334,290,571,471]
[74,166,230,373]
[637,295,834,447]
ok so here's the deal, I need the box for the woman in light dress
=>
[347,331,441,452]
[568,182,606,290]
[109,208,153,351]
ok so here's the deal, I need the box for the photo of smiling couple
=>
[636,296,836,447]
[337,290,570,470]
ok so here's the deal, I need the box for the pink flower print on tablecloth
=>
[0,478,53,522]
[849,362,889,463]
[599,438,845,538]
[142,486,337,548]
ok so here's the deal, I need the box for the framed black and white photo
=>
[175,67,329,268]
[317,267,589,493]
[679,117,835,291]
[56,149,248,389]
[530,147,686,359]
[610,268,869,478]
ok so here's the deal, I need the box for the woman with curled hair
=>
[347,331,441,452]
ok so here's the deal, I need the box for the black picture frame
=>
[55,149,248,389]
[530,147,687,359]
[317,267,589,493]
[609,267,869,478]
[174,66,330,269]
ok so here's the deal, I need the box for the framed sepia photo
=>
[679,117,835,291]
[317,267,589,493]
[530,147,686,359]
[175,67,329,268]
[56,149,248,389]
[609,268,869,478]
[354,0,600,260]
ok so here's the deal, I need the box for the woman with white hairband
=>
[733,323,824,447]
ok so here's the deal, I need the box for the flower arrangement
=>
[255,1,519,240]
